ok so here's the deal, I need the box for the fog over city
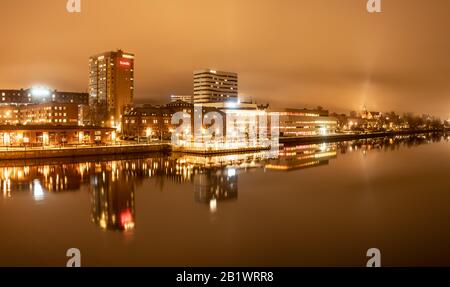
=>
[1,0,449,117]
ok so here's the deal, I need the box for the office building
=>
[193,69,238,104]
[271,108,338,137]
[89,50,135,129]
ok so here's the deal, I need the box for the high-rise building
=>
[193,69,238,104]
[89,50,135,129]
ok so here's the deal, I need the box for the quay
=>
[0,143,171,160]
[172,145,271,155]
[0,129,446,160]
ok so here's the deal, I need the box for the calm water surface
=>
[0,133,449,266]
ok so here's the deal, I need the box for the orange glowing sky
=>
[1,0,449,117]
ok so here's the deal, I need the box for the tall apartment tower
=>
[193,69,238,104]
[89,50,134,128]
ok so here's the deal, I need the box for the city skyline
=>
[1,0,450,270]
[1,0,450,118]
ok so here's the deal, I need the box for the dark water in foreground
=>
[0,133,449,267]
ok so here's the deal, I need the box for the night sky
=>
[1,0,449,117]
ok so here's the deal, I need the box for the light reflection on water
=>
[0,133,449,266]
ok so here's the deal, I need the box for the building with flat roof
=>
[0,103,79,126]
[0,125,114,146]
[270,108,338,137]
[193,69,238,104]
[0,88,88,105]
[122,100,193,140]
[89,50,135,129]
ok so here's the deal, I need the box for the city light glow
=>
[31,86,51,97]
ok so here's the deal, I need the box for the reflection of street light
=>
[33,179,44,201]
[227,168,236,177]
[209,199,217,213]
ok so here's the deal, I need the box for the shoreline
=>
[279,129,447,144]
[0,130,447,161]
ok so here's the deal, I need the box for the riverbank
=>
[279,129,447,144]
[0,129,446,160]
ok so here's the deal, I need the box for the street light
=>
[31,86,51,97]
[146,128,152,142]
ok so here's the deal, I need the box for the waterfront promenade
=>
[0,143,171,160]
[0,129,447,160]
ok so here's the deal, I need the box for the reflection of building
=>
[193,70,238,104]
[271,108,337,137]
[91,168,136,231]
[0,125,114,146]
[194,168,238,212]
[0,163,92,199]
[265,143,337,171]
[89,50,135,128]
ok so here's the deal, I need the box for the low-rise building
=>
[270,108,337,137]
[0,125,114,146]
[0,103,79,126]
[122,100,193,140]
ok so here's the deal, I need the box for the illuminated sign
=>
[119,59,131,67]
[122,54,134,59]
